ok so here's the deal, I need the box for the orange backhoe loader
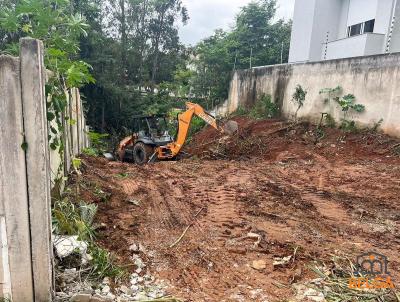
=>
[117,102,238,165]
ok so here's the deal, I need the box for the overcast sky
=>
[178,0,296,45]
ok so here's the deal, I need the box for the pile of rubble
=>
[54,236,171,302]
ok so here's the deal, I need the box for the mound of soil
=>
[185,116,400,162]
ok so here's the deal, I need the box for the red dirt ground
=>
[76,118,400,301]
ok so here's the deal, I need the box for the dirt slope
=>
[77,119,400,301]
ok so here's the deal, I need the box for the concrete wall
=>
[226,53,400,138]
[0,38,89,301]
[347,0,378,26]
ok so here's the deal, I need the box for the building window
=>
[348,23,362,37]
[364,19,375,33]
[347,19,375,37]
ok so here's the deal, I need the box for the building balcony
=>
[322,33,386,60]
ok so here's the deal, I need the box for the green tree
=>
[190,0,292,107]
[0,0,95,151]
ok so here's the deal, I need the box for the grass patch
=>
[309,255,399,302]
[88,244,127,281]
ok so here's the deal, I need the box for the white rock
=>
[106,292,115,300]
[129,244,139,252]
[54,235,88,258]
[101,285,110,295]
[70,293,91,302]
[119,285,130,294]
[134,258,145,269]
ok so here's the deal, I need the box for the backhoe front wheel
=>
[133,143,154,165]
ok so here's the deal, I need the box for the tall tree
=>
[149,0,188,88]
[190,0,292,106]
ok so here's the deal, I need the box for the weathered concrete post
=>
[63,91,72,174]
[70,89,79,155]
[20,38,54,302]
[0,55,34,301]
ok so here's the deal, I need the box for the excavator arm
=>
[156,102,221,159]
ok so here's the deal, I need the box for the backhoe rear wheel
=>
[133,142,154,165]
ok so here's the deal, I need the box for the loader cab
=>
[133,115,173,146]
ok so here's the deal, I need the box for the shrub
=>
[250,94,279,119]
[324,114,336,128]
[292,85,307,120]
[52,198,98,242]
[233,106,249,116]
[319,87,366,132]
[87,131,109,155]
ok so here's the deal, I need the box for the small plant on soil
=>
[319,87,366,132]
[88,244,127,281]
[324,113,336,128]
[233,106,249,116]
[52,197,98,242]
[250,94,279,119]
[292,85,308,121]
[370,118,384,132]
[83,131,110,156]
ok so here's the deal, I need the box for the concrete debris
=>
[56,241,169,302]
[70,293,91,302]
[273,256,292,267]
[54,235,88,259]
[127,199,140,206]
[293,283,325,302]
[247,232,262,247]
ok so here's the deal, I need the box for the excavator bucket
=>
[223,120,239,135]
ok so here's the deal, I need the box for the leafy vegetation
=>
[0,0,291,137]
[53,197,98,242]
[319,86,366,132]
[292,84,307,120]
[250,94,279,119]
[1,0,95,155]
[88,244,126,281]
[82,131,110,156]
[52,175,126,280]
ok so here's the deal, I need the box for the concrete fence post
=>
[20,38,54,302]
[63,91,72,174]
[0,55,34,301]
[70,89,79,156]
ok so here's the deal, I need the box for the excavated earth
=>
[78,117,400,301]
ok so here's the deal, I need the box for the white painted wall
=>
[326,33,385,60]
[288,0,316,63]
[310,0,343,61]
[289,0,396,62]
[338,0,351,39]
[347,0,378,26]
[388,0,400,52]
